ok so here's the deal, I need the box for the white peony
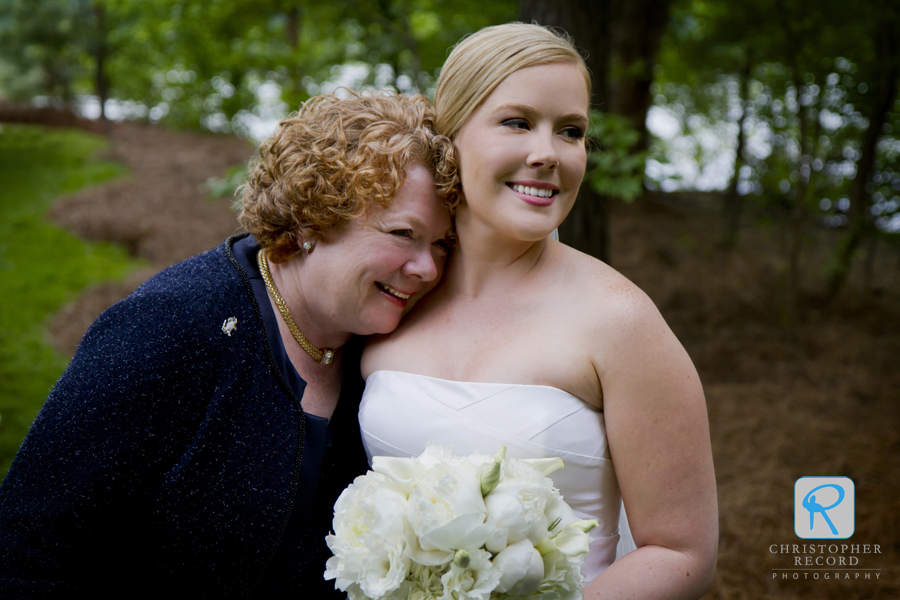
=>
[388,563,447,600]
[492,538,545,595]
[324,471,411,598]
[376,446,493,566]
[439,548,501,600]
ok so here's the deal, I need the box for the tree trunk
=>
[93,2,108,123]
[287,7,300,49]
[400,13,422,91]
[519,0,671,263]
[863,235,877,292]
[722,59,751,248]
[786,75,823,329]
[606,0,671,148]
[826,4,900,297]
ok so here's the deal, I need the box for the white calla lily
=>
[372,455,420,491]
[520,456,565,476]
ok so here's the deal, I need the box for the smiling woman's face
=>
[302,162,453,337]
[452,62,589,242]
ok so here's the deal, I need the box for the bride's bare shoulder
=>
[559,244,697,394]
[555,243,655,309]
[552,243,668,342]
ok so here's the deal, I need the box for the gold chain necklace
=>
[257,248,335,366]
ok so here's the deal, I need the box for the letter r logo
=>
[794,477,854,539]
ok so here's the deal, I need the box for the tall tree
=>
[519,0,672,262]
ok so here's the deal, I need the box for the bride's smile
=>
[506,181,559,206]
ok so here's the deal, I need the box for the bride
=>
[359,23,718,598]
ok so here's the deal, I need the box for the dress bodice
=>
[358,370,628,580]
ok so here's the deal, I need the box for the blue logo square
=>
[794,477,855,539]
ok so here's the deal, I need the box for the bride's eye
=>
[391,229,413,239]
[561,126,585,140]
[502,118,530,130]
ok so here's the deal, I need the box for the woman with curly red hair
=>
[0,92,457,598]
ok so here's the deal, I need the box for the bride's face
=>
[453,62,589,241]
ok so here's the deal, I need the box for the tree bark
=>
[519,0,671,263]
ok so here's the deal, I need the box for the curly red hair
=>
[239,91,458,263]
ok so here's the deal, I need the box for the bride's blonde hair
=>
[434,22,591,139]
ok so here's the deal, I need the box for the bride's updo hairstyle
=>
[434,22,591,139]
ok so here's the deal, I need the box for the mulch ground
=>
[27,115,900,599]
[44,119,253,355]
[610,200,900,599]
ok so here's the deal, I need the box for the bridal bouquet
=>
[325,445,597,600]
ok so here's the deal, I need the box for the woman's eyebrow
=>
[390,215,429,233]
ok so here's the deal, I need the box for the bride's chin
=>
[456,204,568,244]
[484,225,560,246]
[501,221,564,243]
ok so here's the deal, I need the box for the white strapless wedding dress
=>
[358,370,636,582]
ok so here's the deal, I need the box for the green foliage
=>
[0,0,89,101]
[656,0,895,214]
[649,0,900,302]
[0,0,515,132]
[585,111,647,202]
[205,163,248,200]
[0,124,140,480]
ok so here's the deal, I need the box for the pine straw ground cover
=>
[612,198,900,599]
[25,120,900,599]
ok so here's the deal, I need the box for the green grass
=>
[0,124,141,480]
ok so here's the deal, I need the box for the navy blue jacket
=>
[0,236,368,598]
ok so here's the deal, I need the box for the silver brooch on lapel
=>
[221,317,238,336]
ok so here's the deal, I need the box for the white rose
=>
[325,472,411,598]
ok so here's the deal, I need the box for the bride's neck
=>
[446,212,550,297]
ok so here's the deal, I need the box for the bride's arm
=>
[584,286,718,599]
